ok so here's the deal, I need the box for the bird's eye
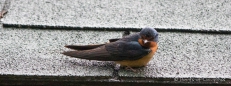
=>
[141,35,145,39]
[148,37,154,41]
[145,34,150,38]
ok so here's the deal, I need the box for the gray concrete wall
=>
[0,0,231,85]
[2,0,231,30]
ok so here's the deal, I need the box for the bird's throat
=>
[138,39,157,48]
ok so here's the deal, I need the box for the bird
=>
[62,27,158,69]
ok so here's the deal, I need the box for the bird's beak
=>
[143,39,149,44]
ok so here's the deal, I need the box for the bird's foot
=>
[125,66,137,72]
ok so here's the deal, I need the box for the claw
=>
[125,66,137,72]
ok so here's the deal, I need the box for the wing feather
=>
[63,32,151,61]
[64,44,105,50]
[63,46,118,61]
[105,41,151,61]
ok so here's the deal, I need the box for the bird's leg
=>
[109,64,120,81]
[125,66,137,72]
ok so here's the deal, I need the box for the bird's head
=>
[138,27,158,48]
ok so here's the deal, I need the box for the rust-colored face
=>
[139,27,158,42]
[141,35,154,42]
[139,35,156,48]
[139,27,158,48]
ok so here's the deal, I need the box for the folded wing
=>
[63,40,151,61]
[64,44,105,50]
[105,41,151,61]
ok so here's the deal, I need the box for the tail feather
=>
[109,38,120,42]
[62,46,114,61]
[65,44,105,50]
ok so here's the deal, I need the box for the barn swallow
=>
[63,27,158,68]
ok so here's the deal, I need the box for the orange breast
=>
[115,43,158,67]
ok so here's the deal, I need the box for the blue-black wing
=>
[63,32,150,61]
[105,40,151,61]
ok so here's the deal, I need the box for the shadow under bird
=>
[62,27,158,68]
